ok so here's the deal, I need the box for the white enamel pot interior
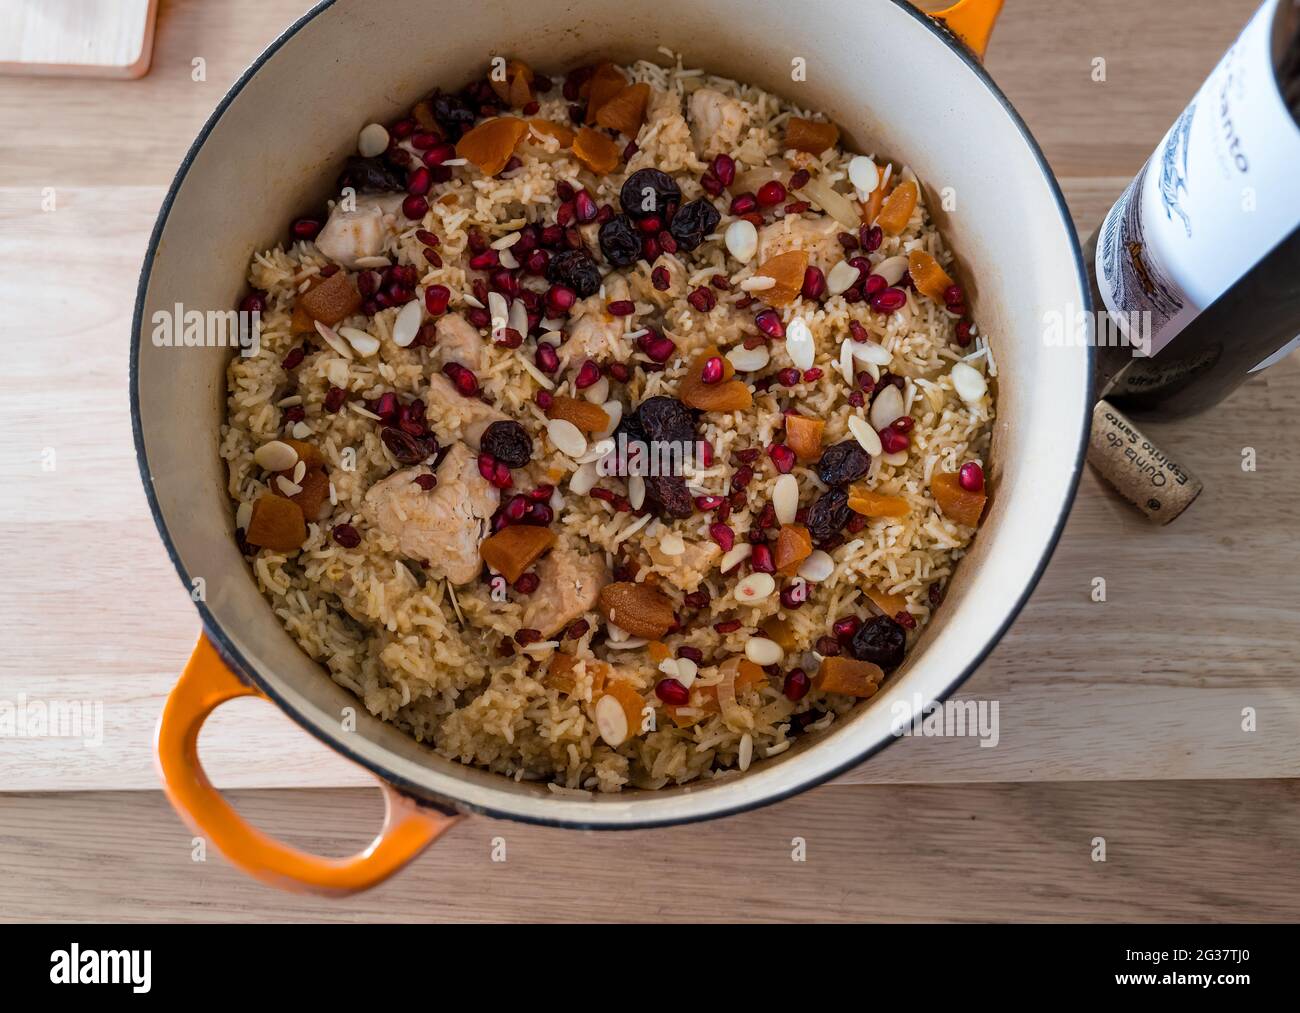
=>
[133,0,1091,829]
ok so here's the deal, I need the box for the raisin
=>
[805,487,851,544]
[817,440,871,486]
[480,420,533,468]
[429,91,478,139]
[546,248,601,298]
[381,426,436,465]
[789,708,826,734]
[870,370,907,404]
[620,168,681,219]
[645,474,693,519]
[668,198,721,252]
[849,614,906,671]
[636,395,695,445]
[338,156,406,194]
[614,406,647,447]
[598,215,641,267]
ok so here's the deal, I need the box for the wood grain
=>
[1,780,1297,921]
[0,1,157,79]
[1,0,1297,794]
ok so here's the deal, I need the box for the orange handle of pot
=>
[930,0,1005,60]
[156,634,461,895]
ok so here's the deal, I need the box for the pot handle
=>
[155,634,461,895]
[930,0,1005,60]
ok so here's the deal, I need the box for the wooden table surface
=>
[1,0,1297,921]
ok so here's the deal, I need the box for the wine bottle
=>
[1090,0,1300,418]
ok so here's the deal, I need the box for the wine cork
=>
[1087,400,1202,524]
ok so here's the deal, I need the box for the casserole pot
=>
[134,0,1090,894]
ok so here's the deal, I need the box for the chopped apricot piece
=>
[847,484,910,518]
[760,617,797,653]
[736,659,769,692]
[297,271,361,326]
[931,471,987,527]
[598,679,646,742]
[785,413,825,462]
[595,82,650,136]
[546,395,610,434]
[572,127,621,175]
[646,641,671,663]
[584,63,629,125]
[754,249,808,308]
[291,301,315,334]
[907,249,955,302]
[488,60,534,106]
[860,173,887,224]
[875,179,918,235]
[280,438,325,470]
[455,116,528,176]
[546,653,609,697]
[411,100,441,133]
[598,582,676,639]
[785,117,840,154]
[865,586,909,618]
[773,524,813,576]
[246,494,307,552]
[291,467,331,522]
[479,523,557,583]
[817,656,884,698]
[679,347,753,413]
[525,118,575,148]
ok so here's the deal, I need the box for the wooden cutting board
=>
[0,1,157,79]
[1,0,1294,793]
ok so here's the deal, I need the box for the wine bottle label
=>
[1095,0,1300,358]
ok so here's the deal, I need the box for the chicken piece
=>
[314,195,403,269]
[648,538,720,593]
[521,546,610,637]
[757,215,844,272]
[434,312,485,371]
[424,372,508,451]
[688,88,750,158]
[561,278,628,365]
[362,443,499,585]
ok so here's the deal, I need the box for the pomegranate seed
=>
[574,190,598,222]
[514,628,542,646]
[788,169,811,190]
[423,141,457,166]
[638,329,676,363]
[658,231,678,256]
[848,391,865,407]
[846,512,867,533]
[677,646,704,663]
[239,291,266,314]
[714,620,742,634]
[711,153,736,187]
[623,140,638,161]
[870,287,907,314]
[655,678,690,706]
[815,635,842,657]
[783,668,811,701]
[684,590,711,608]
[700,443,714,467]
[757,180,787,207]
[729,192,758,215]
[694,495,724,511]
[535,343,560,374]
[959,461,985,492]
[545,284,576,314]
[331,524,361,548]
[566,619,590,639]
[637,215,662,235]
[768,444,797,474]
[390,118,415,138]
[282,405,305,424]
[413,473,437,490]
[687,287,716,312]
[776,367,800,386]
[863,273,888,298]
[832,615,860,642]
[641,235,661,262]
[700,173,724,197]
[955,319,974,347]
[802,368,822,382]
[700,356,724,384]
[402,195,429,219]
[894,611,917,630]
[751,543,775,574]
[513,571,540,594]
[494,327,523,348]
[407,166,432,196]
[323,387,347,413]
[442,362,479,397]
[880,425,910,454]
[860,225,883,252]
[409,131,439,150]
[784,200,811,215]
[652,266,671,290]
[281,346,305,370]
[801,266,827,301]
[504,495,529,522]
[467,229,490,254]
[709,523,735,552]
[466,306,491,329]
[837,231,860,253]
[535,389,554,410]
[943,284,964,306]
[374,392,398,421]
[607,299,635,316]
[779,584,805,609]
[291,218,322,240]
[755,309,785,339]
[468,249,499,271]
[848,320,869,343]
[606,362,631,383]
[929,583,944,608]
[574,360,601,389]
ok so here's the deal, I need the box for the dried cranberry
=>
[513,571,540,594]
[668,198,721,252]
[331,524,361,548]
[337,156,405,193]
[323,386,347,413]
[805,487,851,544]
[545,248,601,297]
[566,619,589,639]
[849,614,906,671]
[620,168,681,219]
[814,636,841,657]
[480,420,533,468]
[817,441,871,486]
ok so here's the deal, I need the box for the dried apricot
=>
[291,467,331,522]
[679,347,752,412]
[736,659,768,691]
[907,249,955,302]
[298,271,361,326]
[785,414,825,462]
[754,249,808,308]
[480,523,557,583]
[865,585,909,618]
[546,395,610,434]
[595,82,650,137]
[456,116,528,176]
[488,60,534,107]
[598,581,675,639]
[646,641,671,664]
[525,118,575,148]
[773,523,812,576]
[246,494,307,552]
[875,179,918,235]
[572,127,621,175]
[931,471,987,527]
[596,679,646,746]
[546,652,609,697]
[785,117,840,154]
[816,656,883,698]
[760,616,797,653]
[584,63,628,125]
[847,484,910,518]
[280,438,325,470]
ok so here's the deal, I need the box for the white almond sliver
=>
[547,418,588,458]
[719,542,753,573]
[487,291,509,332]
[848,156,880,197]
[735,572,776,602]
[314,321,353,360]
[740,275,777,292]
[508,298,529,337]
[657,530,685,556]
[724,219,758,263]
[569,461,598,495]
[292,421,312,440]
[798,550,835,583]
[826,260,861,297]
[392,299,422,348]
[596,400,622,439]
[745,637,784,666]
[339,326,380,357]
[292,460,306,484]
[727,343,770,372]
[786,317,815,371]
[254,440,298,472]
[674,658,698,688]
[875,255,909,286]
[628,474,646,510]
[773,473,799,526]
[583,376,610,404]
[853,340,892,366]
[594,694,629,747]
[276,476,302,497]
[235,501,253,531]
[951,361,988,403]
[870,383,905,431]
[847,415,883,456]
